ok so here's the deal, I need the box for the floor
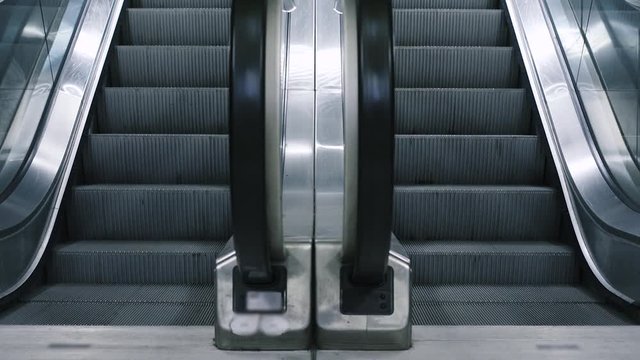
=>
[1,325,639,359]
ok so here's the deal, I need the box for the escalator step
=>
[395,47,518,88]
[127,9,230,46]
[394,185,559,241]
[413,285,604,303]
[412,302,632,325]
[0,284,217,325]
[396,89,530,134]
[102,87,228,134]
[115,46,228,87]
[86,134,229,184]
[395,135,544,185]
[22,284,216,303]
[50,240,222,284]
[404,241,577,285]
[392,0,499,9]
[68,185,231,241]
[0,302,216,325]
[394,10,507,46]
[131,0,231,8]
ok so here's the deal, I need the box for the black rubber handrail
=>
[351,0,395,285]
[229,0,273,284]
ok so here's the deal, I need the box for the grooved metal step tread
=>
[393,0,499,9]
[68,185,231,241]
[395,46,518,88]
[22,284,215,303]
[102,87,228,134]
[394,9,507,46]
[55,240,224,254]
[411,302,633,325]
[395,88,530,135]
[404,240,577,285]
[395,135,544,185]
[394,185,559,241]
[403,240,574,255]
[127,9,230,46]
[86,134,229,184]
[115,46,229,87]
[0,302,216,326]
[50,240,223,285]
[131,0,231,8]
[412,285,605,303]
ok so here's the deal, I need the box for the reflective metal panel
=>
[0,0,125,299]
[287,0,314,90]
[282,90,315,240]
[315,237,412,350]
[265,0,285,261]
[282,0,315,241]
[545,0,640,207]
[215,241,312,350]
[0,0,84,195]
[313,0,411,349]
[315,0,345,240]
[315,90,344,239]
[507,0,640,302]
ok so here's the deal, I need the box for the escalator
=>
[0,0,232,325]
[0,0,639,356]
[391,0,635,325]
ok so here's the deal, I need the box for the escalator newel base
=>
[233,265,287,314]
[340,266,394,315]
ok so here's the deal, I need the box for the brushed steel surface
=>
[315,237,412,350]
[0,0,83,194]
[265,0,285,260]
[282,0,314,241]
[215,1,314,350]
[313,0,411,349]
[0,0,125,299]
[282,90,315,240]
[315,0,344,240]
[215,240,312,350]
[545,0,640,206]
[315,90,344,240]
[340,0,358,261]
[507,0,640,302]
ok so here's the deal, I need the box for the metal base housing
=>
[215,239,312,350]
[315,236,412,350]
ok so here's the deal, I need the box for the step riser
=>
[395,47,518,88]
[393,0,499,9]
[50,252,217,285]
[394,188,559,240]
[68,187,231,241]
[132,0,231,8]
[115,46,229,87]
[396,89,530,135]
[86,135,229,184]
[394,11,507,47]
[102,88,228,134]
[395,136,544,185]
[410,252,577,285]
[412,303,631,326]
[128,9,230,46]
[0,302,216,325]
